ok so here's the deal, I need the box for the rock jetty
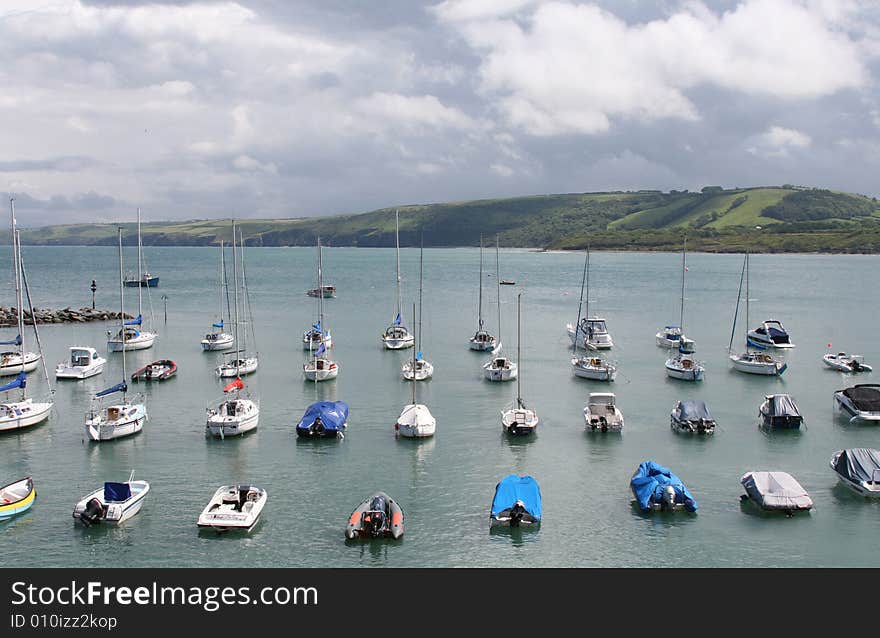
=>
[0,307,132,328]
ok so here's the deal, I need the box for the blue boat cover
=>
[491,474,542,520]
[630,461,698,512]
[0,334,21,346]
[295,400,349,433]
[104,482,131,502]
[0,372,26,393]
[124,314,142,326]
[212,320,224,328]
[96,381,126,397]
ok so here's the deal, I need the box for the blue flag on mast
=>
[394,313,401,325]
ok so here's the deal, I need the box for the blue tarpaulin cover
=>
[0,334,22,346]
[630,461,698,512]
[491,474,542,520]
[212,320,224,328]
[124,314,142,326]
[295,400,349,434]
[0,372,26,393]
[96,381,126,397]
[104,482,131,502]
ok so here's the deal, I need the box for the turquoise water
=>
[1,245,879,567]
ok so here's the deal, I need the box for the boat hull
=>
[124,276,159,287]
[215,357,258,377]
[198,485,267,531]
[834,394,880,423]
[107,332,155,352]
[571,357,616,381]
[566,324,613,350]
[55,362,104,379]
[206,400,259,438]
[0,399,53,432]
[0,477,36,519]
[85,405,147,441]
[302,363,338,382]
[201,333,234,351]
[382,336,414,350]
[729,354,786,375]
[72,482,150,525]
[302,332,332,350]
[823,354,872,373]
[0,352,40,376]
[395,403,436,438]
[665,357,704,381]
[402,360,433,381]
[502,408,538,435]
[483,365,517,382]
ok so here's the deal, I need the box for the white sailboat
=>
[571,247,618,381]
[302,236,333,351]
[201,240,234,351]
[395,303,435,438]
[501,293,538,435]
[108,208,156,352]
[665,239,705,382]
[381,210,415,350]
[402,234,433,381]
[483,236,516,381]
[303,237,338,382]
[216,224,258,377]
[207,224,260,438]
[0,199,54,431]
[729,252,787,376]
[566,247,613,350]
[85,227,147,442]
[468,235,497,352]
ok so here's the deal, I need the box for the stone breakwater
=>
[0,307,133,328]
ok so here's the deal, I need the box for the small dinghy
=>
[833,384,880,423]
[670,400,716,434]
[830,448,880,498]
[130,359,176,382]
[72,472,149,526]
[740,471,813,514]
[295,400,348,438]
[759,394,803,430]
[823,352,872,373]
[0,476,36,520]
[490,474,542,527]
[345,492,404,539]
[630,461,698,512]
[584,392,623,432]
[55,346,106,380]
[197,484,267,532]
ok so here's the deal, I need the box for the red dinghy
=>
[131,359,177,382]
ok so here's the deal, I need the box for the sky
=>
[1,0,879,226]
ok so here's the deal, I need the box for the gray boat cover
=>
[672,400,712,422]
[841,385,880,412]
[832,448,880,483]
[765,394,801,417]
[741,471,813,511]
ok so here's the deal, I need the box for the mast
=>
[477,235,483,332]
[745,250,750,352]
[231,221,240,377]
[495,235,501,347]
[411,302,417,406]
[218,240,225,325]
[679,238,686,335]
[395,209,402,322]
[584,246,591,349]
[516,292,522,408]
[318,236,324,348]
[728,252,747,354]
[136,207,143,318]
[418,231,424,347]
[117,226,127,401]
[10,199,24,401]
[573,247,588,354]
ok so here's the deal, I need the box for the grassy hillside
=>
[14,186,880,253]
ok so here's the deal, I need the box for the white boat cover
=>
[741,471,813,511]
[832,448,880,484]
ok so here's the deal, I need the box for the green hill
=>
[14,186,880,253]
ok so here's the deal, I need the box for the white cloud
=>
[490,163,514,177]
[431,0,540,23]
[353,92,476,132]
[763,126,812,149]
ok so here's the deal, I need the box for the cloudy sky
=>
[1,0,879,226]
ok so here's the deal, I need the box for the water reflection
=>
[488,521,540,547]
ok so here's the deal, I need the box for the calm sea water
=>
[1,245,878,568]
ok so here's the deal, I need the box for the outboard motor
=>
[80,498,105,526]
[310,417,325,436]
[661,485,676,510]
[852,359,862,372]
[509,500,526,526]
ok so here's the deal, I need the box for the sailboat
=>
[381,210,415,350]
[571,247,618,381]
[0,199,54,432]
[216,224,258,377]
[394,303,435,438]
[566,248,613,350]
[665,239,705,381]
[124,209,158,287]
[85,227,147,441]
[108,208,156,352]
[207,223,260,438]
[483,236,516,381]
[729,252,787,375]
[302,237,333,351]
[402,234,433,381]
[303,238,338,382]
[468,235,497,352]
[201,240,234,351]
[501,293,538,435]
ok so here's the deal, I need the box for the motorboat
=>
[382,211,414,350]
[55,346,106,380]
[501,298,539,436]
[197,484,267,532]
[72,473,149,526]
[571,354,617,381]
[0,476,35,520]
[740,471,813,514]
[584,392,623,432]
[656,325,682,348]
[307,284,336,298]
[206,377,259,438]
[107,318,155,352]
[830,448,880,498]
[394,403,436,438]
[567,316,614,350]
[823,352,872,373]
[759,394,803,430]
[0,347,40,376]
[296,400,348,439]
[748,319,795,350]
[490,474,542,527]
[302,346,338,382]
[670,400,715,434]
[130,359,176,382]
[630,461,698,512]
[483,355,517,382]
[665,351,705,381]
[402,356,434,381]
[833,384,880,423]
[345,492,404,539]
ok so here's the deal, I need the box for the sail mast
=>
[584,246,591,349]
[395,210,402,322]
[516,292,522,408]
[495,235,501,347]
[745,250,750,351]
[117,226,127,402]
[136,207,143,317]
[679,238,686,335]
[411,302,417,405]
[231,221,239,377]
[477,235,483,331]
[218,240,225,324]
[418,231,424,347]
[574,248,588,354]
[728,252,747,354]
[318,236,324,344]
[10,199,24,401]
